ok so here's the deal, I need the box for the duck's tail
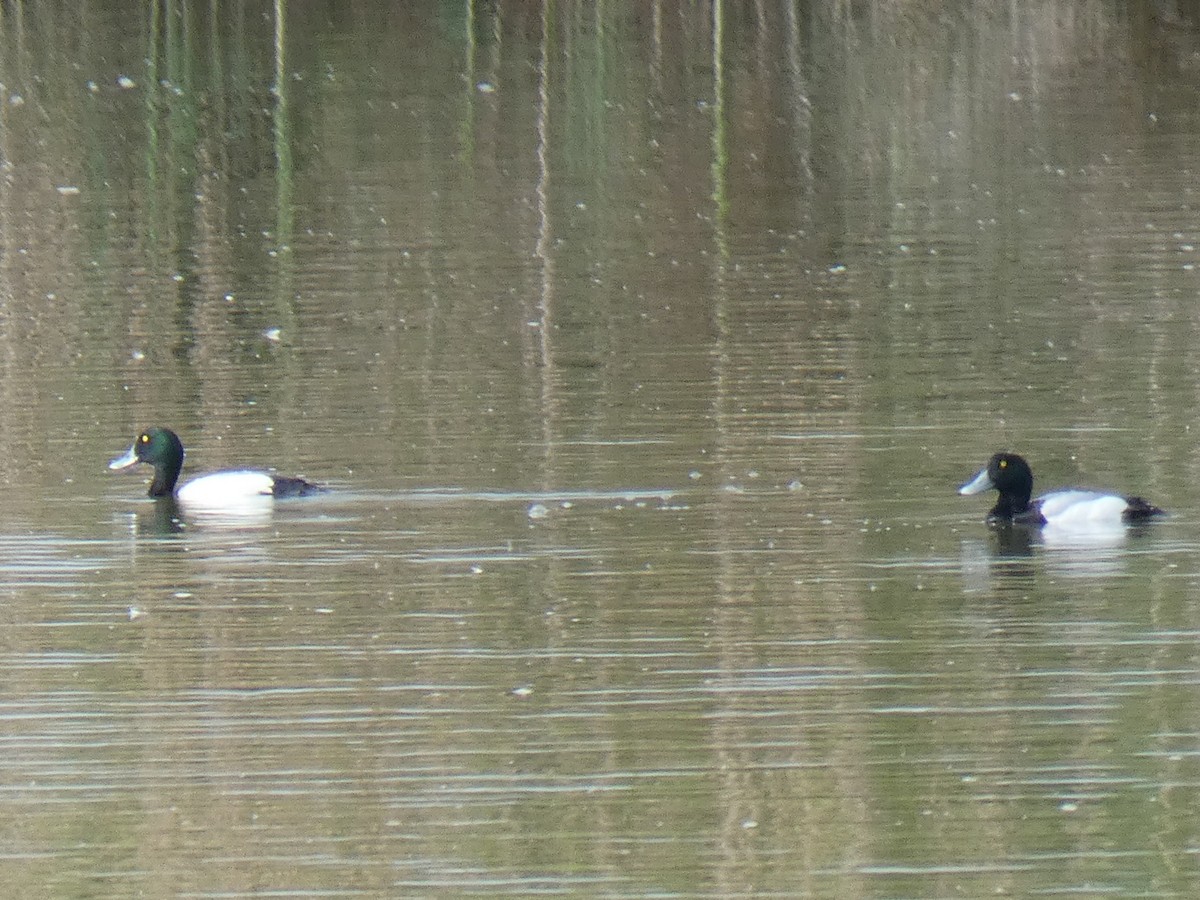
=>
[272,476,324,498]
[1123,496,1165,521]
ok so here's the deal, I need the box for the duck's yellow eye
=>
[140,434,150,444]
[999,459,1007,469]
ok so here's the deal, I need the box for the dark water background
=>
[2,1,1200,896]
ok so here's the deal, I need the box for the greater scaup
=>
[109,426,321,505]
[959,452,1162,527]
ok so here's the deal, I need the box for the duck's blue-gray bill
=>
[108,445,139,470]
[958,467,994,496]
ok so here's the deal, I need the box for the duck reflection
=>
[959,525,1036,594]
[987,522,1037,559]
[963,518,1145,588]
[120,494,279,537]
[133,497,186,536]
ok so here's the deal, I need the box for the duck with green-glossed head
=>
[109,426,322,506]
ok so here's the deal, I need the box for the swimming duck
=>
[109,426,321,505]
[959,452,1162,527]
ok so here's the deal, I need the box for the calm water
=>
[1,1,1200,896]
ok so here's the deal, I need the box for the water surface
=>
[1,1,1200,896]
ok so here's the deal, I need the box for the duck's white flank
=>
[1037,490,1130,527]
[176,470,276,506]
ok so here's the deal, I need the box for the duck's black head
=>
[108,426,186,497]
[959,452,1035,521]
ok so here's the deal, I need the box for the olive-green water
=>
[2,2,1200,896]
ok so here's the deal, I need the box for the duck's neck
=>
[989,490,1032,520]
[147,461,181,497]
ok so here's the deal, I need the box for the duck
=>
[109,426,321,505]
[958,451,1162,527]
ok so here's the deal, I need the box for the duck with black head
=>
[959,452,1162,528]
[109,426,322,507]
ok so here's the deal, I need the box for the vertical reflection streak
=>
[534,0,558,470]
